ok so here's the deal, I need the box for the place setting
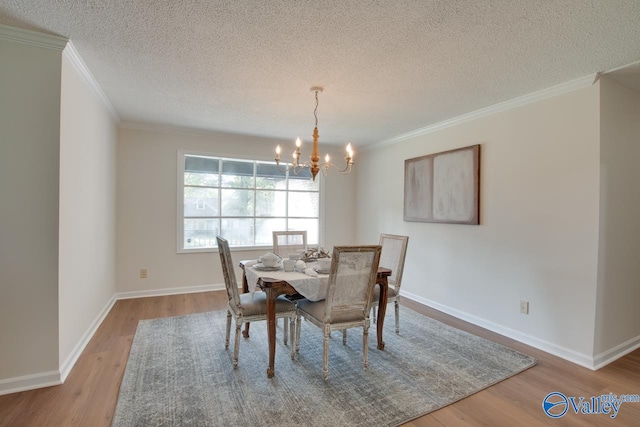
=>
[252,252,283,271]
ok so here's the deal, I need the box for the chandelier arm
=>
[275,161,294,173]
[275,157,304,173]
[317,158,354,174]
[275,163,312,176]
[338,163,354,175]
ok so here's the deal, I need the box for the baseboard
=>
[593,335,640,370]
[114,283,224,300]
[1,284,225,396]
[401,290,597,370]
[59,295,118,383]
[0,371,61,396]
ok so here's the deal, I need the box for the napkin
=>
[304,267,318,277]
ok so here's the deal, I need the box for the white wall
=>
[594,77,640,363]
[356,85,602,366]
[116,125,356,294]
[58,49,118,376]
[0,32,63,386]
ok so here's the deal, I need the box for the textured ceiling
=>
[1,1,640,147]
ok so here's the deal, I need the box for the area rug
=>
[112,307,535,426]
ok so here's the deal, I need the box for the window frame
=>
[177,149,324,253]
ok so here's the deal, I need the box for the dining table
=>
[239,260,392,378]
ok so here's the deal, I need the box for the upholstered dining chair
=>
[272,230,307,259]
[371,233,409,334]
[217,236,296,367]
[295,245,382,380]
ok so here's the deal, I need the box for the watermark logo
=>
[542,392,568,418]
[543,392,639,419]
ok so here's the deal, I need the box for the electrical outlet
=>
[140,269,148,279]
[520,300,529,314]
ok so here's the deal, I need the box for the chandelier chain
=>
[314,90,319,128]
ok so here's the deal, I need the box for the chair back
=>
[217,236,240,306]
[379,234,409,291]
[324,246,382,322]
[272,230,307,258]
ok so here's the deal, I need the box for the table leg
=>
[376,278,388,350]
[242,272,251,338]
[265,287,277,378]
[242,270,249,293]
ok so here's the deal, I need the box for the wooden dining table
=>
[240,261,392,378]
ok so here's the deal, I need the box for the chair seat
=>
[372,285,398,300]
[237,292,296,316]
[297,299,366,324]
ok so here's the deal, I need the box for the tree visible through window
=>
[179,153,319,251]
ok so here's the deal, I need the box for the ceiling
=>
[2,1,640,147]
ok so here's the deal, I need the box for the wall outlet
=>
[140,268,148,279]
[520,300,529,314]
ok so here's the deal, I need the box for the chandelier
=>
[275,86,354,181]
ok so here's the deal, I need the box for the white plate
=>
[254,263,282,271]
[315,268,331,275]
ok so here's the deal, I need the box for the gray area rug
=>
[112,307,535,426]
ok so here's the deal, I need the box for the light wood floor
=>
[1,291,638,426]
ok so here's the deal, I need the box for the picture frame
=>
[404,144,480,224]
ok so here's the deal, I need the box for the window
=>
[178,151,320,251]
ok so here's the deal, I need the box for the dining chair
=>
[295,245,382,380]
[217,236,296,367]
[272,230,307,259]
[371,233,409,334]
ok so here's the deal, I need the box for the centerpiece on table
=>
[301,247,330,262]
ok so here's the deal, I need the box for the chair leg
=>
[295,311,301,353]
[289,315,295,359]
[363,325,369,370]
[372,305,377,324]
[395,300,400,334]
[323,326,330,381]
[283,317,289,345]
[342,329,347,345]
[233,319,241,368]
[225,312,232,349]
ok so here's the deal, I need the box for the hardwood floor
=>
[1,291,638,426]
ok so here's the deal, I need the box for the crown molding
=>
[601,58,640,75]
[118,120,220,137]
[118,120,289,144]
[366,74,597,151]
[0,23,67,50]
[63,41,119,121]
[0,25,119,121]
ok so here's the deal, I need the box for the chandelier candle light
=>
[275,86,354,181]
